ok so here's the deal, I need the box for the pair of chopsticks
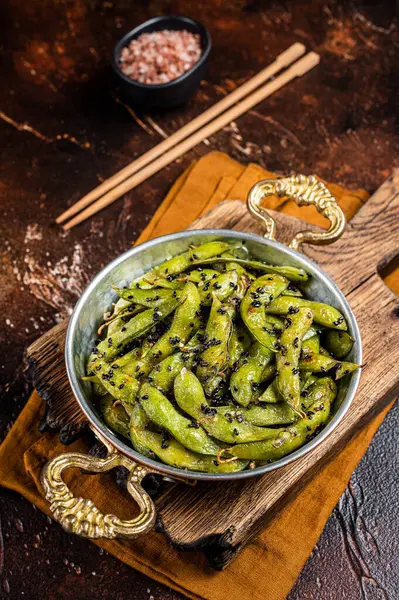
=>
[57,44,319,229]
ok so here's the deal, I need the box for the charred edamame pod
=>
[228,322,252,367]
[299,352,360,379]
[275,307,313,416]
[89,297,179,366]
[240,274,289,349]
[322,329,354,359]
[230,342,275,406]
[100,395,130,439]
[245,377,335,425]
[133,241,231,289]
[196,295,234,396]
[111,286,179,307]
[226,379,336,460]
[139,383,221,456]
[266,296,348,330]
[131,427,248,473]
[197,270,239,306]
[174,369,284,443]
[193,256,309,282]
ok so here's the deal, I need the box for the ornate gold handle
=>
[40,427,156,539]
[247,174,346,250]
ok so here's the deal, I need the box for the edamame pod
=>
[193,256,309,282]
[245,377,336,425]
[230,342,274,406]
[148,330,205,392]
[227,386,334,460]
[90,297,179,365]
[275,307,313,415]
[299,352,360,379]
[302,334,320,355]
[284,285,303,297]
[132,282,201,379]
[228,322,251,367]
[111,286,179,307]
[244,403,298,426]
[129,401,155,458]
[130,427,248,473]
[174,369,284,443]
[100,395,130,439]
[133,241,231,289]
[198,270,239,306]
[93,361,140,413]
[186,268,219,284]
[240,274,289,349]
[322,330,354,359]
[197,295,234,396]
[139,383,221,456]
[266,296,348,330]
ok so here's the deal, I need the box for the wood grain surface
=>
[1,0,399,598]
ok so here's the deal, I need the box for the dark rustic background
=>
[1,1,398,598]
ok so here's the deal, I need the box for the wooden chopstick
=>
[56,43,306,225]
[63,52,320,230]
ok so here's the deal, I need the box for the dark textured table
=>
[1,1,398,598]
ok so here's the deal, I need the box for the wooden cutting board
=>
[27,171,399,570]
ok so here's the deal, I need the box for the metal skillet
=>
[40,175,362,541]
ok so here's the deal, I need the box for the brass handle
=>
[247,174,346,250]
[40,427,156,539]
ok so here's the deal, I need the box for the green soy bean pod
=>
[266,297,347,330]
[196,295,234,396]
[322,330,354,359]
[244,403,298,426]
[275,307,313,415]
[299,352,360,380]
[111,286,179,307]
[258,370,313,405]
[82,375,108,396]
[132,281,201,379]
[186,268,219,284]
[93,361,140,413]
[245,377,335,426]
[230,342,274,407]
[302,334,320,355]
[228,322,251,367]
[198,270,239,306]
[227,386,334,461]
[129,402,155,458]
[139,383,221,456]
[133,241,230,289]
[258,379,280,404]
[148,330,205,392]
[193,256,309,282]
[284,285,303,297]
[174,369,284,443]
[100,395,130,439]
[240,274,289,350]
[90,298,179,366]
[130,427,248,473]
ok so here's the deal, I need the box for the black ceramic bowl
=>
[112,16,211,109]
